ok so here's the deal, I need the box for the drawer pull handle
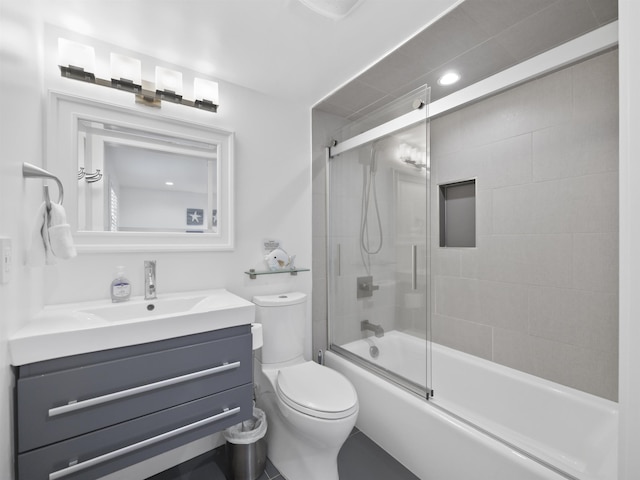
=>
[48,361,241,418]
[48,406,241,480]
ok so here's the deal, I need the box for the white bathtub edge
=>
[326,350,570,480]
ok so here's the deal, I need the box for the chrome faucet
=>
[144,260,157,300]
[361,319,384,338]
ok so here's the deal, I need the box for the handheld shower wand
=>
[359,143,384,275]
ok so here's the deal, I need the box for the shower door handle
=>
[411,245,418,290]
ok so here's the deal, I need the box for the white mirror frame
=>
[47,90,234,252]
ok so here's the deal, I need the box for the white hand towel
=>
[28,202,77,266]
[48,203,77,260]
[28,202,49,266]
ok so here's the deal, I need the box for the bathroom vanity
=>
[9,289,254,480]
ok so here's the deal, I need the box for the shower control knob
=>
[357,275,379,298]
[360,282,379,292]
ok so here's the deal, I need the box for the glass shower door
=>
[327,109,431,398]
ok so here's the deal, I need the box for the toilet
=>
[252,292,358,480]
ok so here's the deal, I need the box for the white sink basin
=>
[81,295,213,323]
[9,289,255,365]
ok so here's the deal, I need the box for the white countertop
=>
[9,289,255,366]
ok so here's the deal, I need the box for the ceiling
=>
[36,0,617,118]
[316,0,618,120]
[38,0,462,107]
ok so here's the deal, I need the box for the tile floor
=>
[148,428,419,480]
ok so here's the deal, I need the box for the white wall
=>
[41,24,312,307]
[0,2,45,479]
[618,1,640,478]
[0,9,312,480]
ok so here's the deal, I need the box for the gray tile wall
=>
[430,49,619,401]
[324,141,406,347]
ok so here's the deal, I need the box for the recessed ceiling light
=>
[165,181,174,186]
[438,71,460,86]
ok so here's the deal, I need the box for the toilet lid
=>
[276,362,358,420]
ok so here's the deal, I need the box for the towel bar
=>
[22,162,64,209]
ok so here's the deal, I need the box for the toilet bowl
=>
[253,292,358,480]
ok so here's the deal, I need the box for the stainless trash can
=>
[224,408,267,480]
[226,435,267,480]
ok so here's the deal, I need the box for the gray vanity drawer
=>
[16,330,251,453]
[17,383,252,480]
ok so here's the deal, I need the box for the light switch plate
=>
[0,237,12,285]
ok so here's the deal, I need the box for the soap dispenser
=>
[111,266,131,303]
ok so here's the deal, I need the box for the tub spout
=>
[361,319,384,338]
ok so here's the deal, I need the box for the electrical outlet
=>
[0,237,12,285]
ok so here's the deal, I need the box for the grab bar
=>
[23,162,64,209]
[48,361,240,417]
[48,406,241,480]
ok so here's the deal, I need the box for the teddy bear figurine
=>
[265,247,296,271]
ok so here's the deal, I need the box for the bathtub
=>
[325,331,618,480]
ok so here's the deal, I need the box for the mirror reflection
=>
[48,92,234,252]
[77,120,218,234]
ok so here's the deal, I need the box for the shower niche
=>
[438,179,476,248]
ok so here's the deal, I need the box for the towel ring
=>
[23,162,64,209]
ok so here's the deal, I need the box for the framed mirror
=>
[47,91,234,252]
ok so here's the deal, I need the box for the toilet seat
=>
[276,362,358,420]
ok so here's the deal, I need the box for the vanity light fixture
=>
[58,38,96,82]
[110,53,142,93]
[194,78,220,112]
[57,38,219,113]
[155,66,183,102]
[398,143,426,170]
[398,143,411,162]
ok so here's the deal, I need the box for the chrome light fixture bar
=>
[58,38,219,113]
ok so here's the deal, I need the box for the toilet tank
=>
[253,292,307,364]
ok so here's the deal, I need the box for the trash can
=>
[224,407,267,480]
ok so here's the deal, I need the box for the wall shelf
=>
[244,268,310,279]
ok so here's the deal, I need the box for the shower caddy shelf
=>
[244,268,310,280]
